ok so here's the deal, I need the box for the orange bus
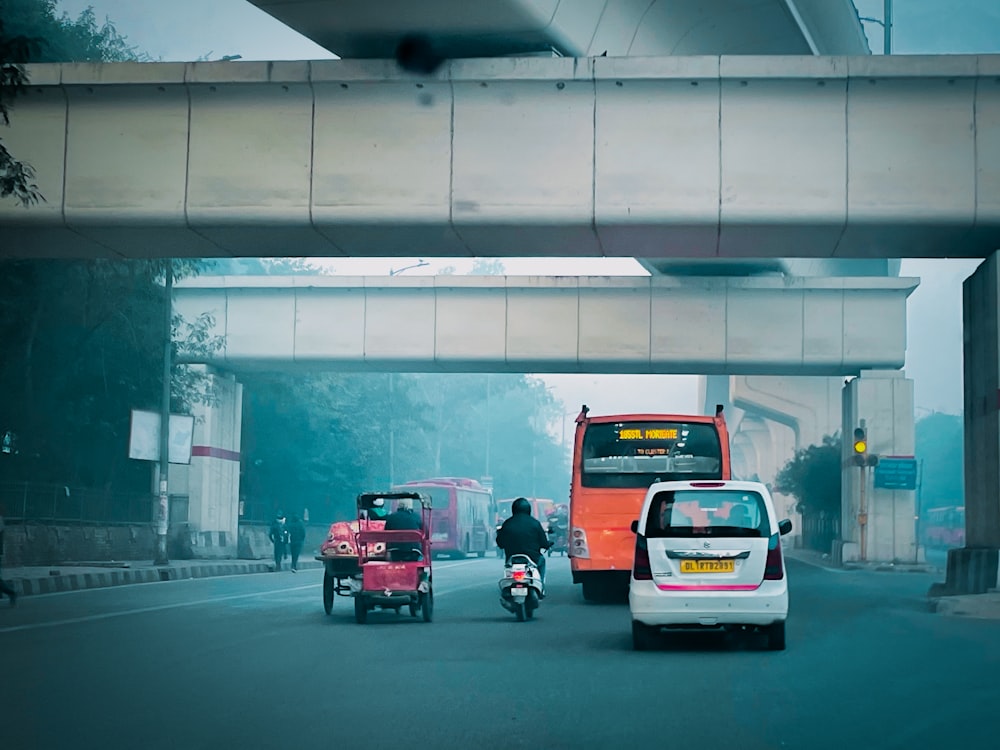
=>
[568,404,731,601]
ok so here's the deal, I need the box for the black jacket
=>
[384,509,422,531]
[496,513,551,563]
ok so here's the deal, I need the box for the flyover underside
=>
[172,275,914,375]
[246,0,869,59]
[2,55,999,260]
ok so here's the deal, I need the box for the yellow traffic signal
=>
[853,427,867,455]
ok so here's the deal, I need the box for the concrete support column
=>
[839,370,916,564]
[943,255,1000,593]
[169,366,243,559]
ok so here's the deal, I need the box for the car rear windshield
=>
[644,489,769,538]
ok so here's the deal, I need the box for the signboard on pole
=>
[128,409,194,464]
[873,457,918,491]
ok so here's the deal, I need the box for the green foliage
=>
[914,411,963,510]
[1,0,151,205]
[773,433,842,516]
[0,259,216,489]
[200,257,325,276]
[238,371,570,523]
[0,15,41,205]
[1,0,150,63]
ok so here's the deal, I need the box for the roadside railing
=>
[0,481,153,525]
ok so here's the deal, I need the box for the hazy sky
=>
[52,0,998,417]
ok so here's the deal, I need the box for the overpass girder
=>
[2,56,999,260]
[172,275,914,375]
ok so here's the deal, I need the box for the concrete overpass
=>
[172,274,914,374]
[1,55,998,261]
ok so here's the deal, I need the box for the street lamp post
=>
[389,259,429,276]
[860,0,893,55]
[385,260,430,486]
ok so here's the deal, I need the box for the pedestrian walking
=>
[269,511,290,571]
[0,510,18,606]
[287,514,306,572]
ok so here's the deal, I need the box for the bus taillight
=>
[571,527,590,558]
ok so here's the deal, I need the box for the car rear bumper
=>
[629,579,788,627]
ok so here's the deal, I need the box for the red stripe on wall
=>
[191,445,241,462]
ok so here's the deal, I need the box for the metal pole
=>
[858,464,868,562]
[154,262,172,565]
[389,373,394,487]
[884,0,892,55]
[485,374,491,476]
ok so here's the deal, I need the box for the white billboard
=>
[128,409,195,465]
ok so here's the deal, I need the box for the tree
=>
[0,16,41,205]
[773,433,842,517]
[914,411,963,512]
[2,1,150,205]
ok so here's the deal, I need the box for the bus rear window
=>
[581,421,722,488]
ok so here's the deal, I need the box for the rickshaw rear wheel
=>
[322,574,335,615]
[421,590,434,622]
[354,596,368,624]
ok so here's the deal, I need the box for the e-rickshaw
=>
[352,491,434,624]
[316,497,389,615]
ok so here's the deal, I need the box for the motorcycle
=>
[546,521,568,557]
[498,553,544,621]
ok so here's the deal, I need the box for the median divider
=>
[3,558,323,597]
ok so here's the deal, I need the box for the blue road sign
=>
[873,457,918,491]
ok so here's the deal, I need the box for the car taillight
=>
[633,535,652,580]
[512,569,526,581]
[764,533,784,580]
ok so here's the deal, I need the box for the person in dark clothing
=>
[287,514,306,572]
[496,497,553,583]
[268,511,290,571]
[384,497,423,559]
[0,512,17,606]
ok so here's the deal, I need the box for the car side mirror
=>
[778,519,793,536]
[630,519,639,534]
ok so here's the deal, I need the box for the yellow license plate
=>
[680,559,735,574]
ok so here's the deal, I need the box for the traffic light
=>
[852,427,867,466]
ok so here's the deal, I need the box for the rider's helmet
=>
[512,497,532,515]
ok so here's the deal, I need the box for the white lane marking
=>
[0,563,496,634]
[18,558,491,601]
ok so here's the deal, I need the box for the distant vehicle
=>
[394,477,495,558]
[568,405,732,601]
[496,497,554,523]
[629,479,792,651]
[922,505,965,548]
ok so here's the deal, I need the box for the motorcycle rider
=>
[496,497,553,585]
[545,504,569,556]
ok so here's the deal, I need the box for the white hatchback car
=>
[628,480,792,651]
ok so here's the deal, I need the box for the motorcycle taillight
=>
[512,569,526,581]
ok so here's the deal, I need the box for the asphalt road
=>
[1,556,997,750]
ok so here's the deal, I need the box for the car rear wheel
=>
[766,621,786,651]
[632,621,656,651]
